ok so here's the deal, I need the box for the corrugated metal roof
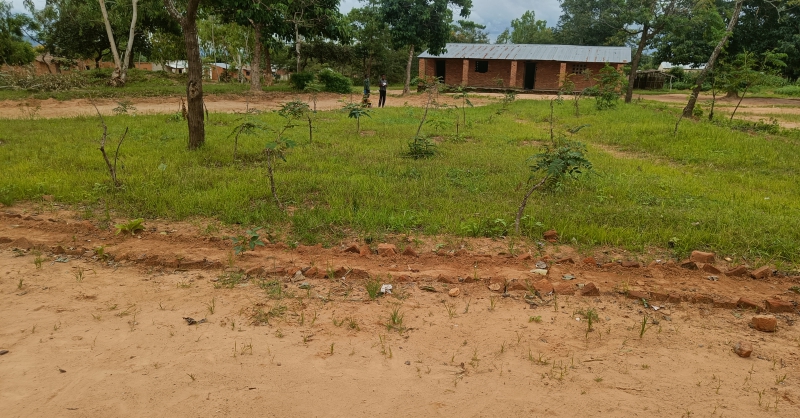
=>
[418,43,631,63]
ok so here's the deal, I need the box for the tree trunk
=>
[264,42,273,86]
[682,0,744,118]
[403,44,414,96]
[294,22,302,73]
[164,0,205,149]
[249,21,263,92]
[514,176,549,235]
[120,0,138,83]
[98,0,123,85]
[625,24,649,104]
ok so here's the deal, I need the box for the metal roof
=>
[418,43,631,63]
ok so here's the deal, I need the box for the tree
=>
[495,10,556,44]
[348,0,392,77]
[0,0,36,65]
[283,0,348,73]
[681,0,744,118]
[555,0,629,45]
[164,0,204,149]
[450,19,488,43]
[728,0,800,80]
[652,0,725,67]
[381,0,472,95]
[98,0,138,86]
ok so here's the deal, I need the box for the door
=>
[435,60,446,82]
[524,62,536,89]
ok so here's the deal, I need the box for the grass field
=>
[2,96,800,265]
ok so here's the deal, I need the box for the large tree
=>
[283,0,347,73]
[164,0,204,149]
[728,0,800,80]
[98,0,138,85]
[381,0,472,95]
[0,0,35,65]
[348,1,391,77]
[555,0,629,45]
[652,0,726,67]
[495,10,556,44]
[450,19,488,43]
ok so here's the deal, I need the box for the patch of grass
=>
[214,272,245,289]
[386,305,405,332]
[3,100,800,262]
[365,277,382,300]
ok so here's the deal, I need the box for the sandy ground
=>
[1,205,799,417]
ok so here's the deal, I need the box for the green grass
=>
[2,97,800,264]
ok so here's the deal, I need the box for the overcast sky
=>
[11,0,563,43]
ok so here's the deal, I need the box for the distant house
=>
[164,60,188,74]
[418,43,631,91]
[658,62,706,72]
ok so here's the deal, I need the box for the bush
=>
[317,68,352,94]
[290,71,314,90]
[775,85,800,97]
[0,71,88,91]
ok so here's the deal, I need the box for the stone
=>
[582,257,596,265]
[555,257,574,264]
[621,261,640,268]
[691,295,714,304]
[702,264,722,275]
[726,265,749,277]
[0,349,8,355]
[359,245,372,256]
[436,274,458,284]
[737,297,762,311]
[10,237,33,250]
[601,262,616,268]
[515,253,531,261]
[53,245,66,255]
[245,266,265,277]
[561,274,576,281]
[733,341,753,358]
[713,297,738,309]
[533,279,554,295]
[348,268,369,280]
[535,261,548,269]
[666,293,682,304]
[581,282,600,296]
[506,280,527,291]
[679,259,698,270]
[304,266,319,278]
[765,298,795,313]
[543,229,558,242]
[627,290,650,300]
[377,243,397,257]
[488,283,502,292]
[750,265,774,280]
[530,269,548,276]
[344,244,360,253]
[751,315,777,332]
[401,247,418,257]
[650,291,668,302]
[553,282,576,295]
[448,288,460,297]
[690,251,715,264]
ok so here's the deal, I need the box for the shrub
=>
[0,71,88,91]
[318,68,352,94]
[775,85,800,97]
[290,71,315,90]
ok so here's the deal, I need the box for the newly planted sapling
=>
[453,86,473,132]
[229,118,268,161]
[232,227,266,255]
[343,102,371,134]
[116,218,145,235]
[304,81,323,113]
[264,102,304,208]
[404,76,440,159]
[514,139,592,234]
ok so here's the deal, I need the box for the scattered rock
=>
[580,282,600,296]
[553,282,576,295]
[724,257,732,262]
[10,237,33,250]
[765,298,795,313]
[344,244,360,253]
[601,262,616,268]
[436,274,458,284]
[712,297,738,309]
[737,297,762,312]
[448,288,461,297]
[517,253,532,260]
[679,259,698,270]
[377,243,397,257]
[419,285,437,292]
[726,265,749,277]
[543,229,558,242]
[183,317,207,326]
[561,274,576,281]
[530,269,548,276]
[0,349,8,355]
[488,283,502,292]
[621,261,640,268]
[535,261,548,269]
[555,257,574,264]
[405,361,411,365]
[359,245,372,256]
[245,266,265,277]
[401,247,418,257]
[751,315,777,332]
[627,290,650,300]
[453,249,468,257]
[702,264,722,275]
[706,275,719,281]
[533,279,554,295]
[733,342,752,358]
[750,265,774,280]
[690,251,715,264]
[650,291,668,302]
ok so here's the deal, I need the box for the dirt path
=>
[1,206,799,416]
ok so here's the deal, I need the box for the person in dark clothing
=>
[378,75,388,108]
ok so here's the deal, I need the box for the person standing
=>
[378,75,388,108]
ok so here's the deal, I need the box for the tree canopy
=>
[0,0,35,65]
[495,10,556,44]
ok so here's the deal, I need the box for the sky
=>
[11,0,563,43]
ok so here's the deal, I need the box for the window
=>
[474,60,489,73]
[571,63,587,74]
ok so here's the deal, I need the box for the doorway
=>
[435,60,446,82]
[524,62,536,89]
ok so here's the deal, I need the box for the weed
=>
[205,298,216,315]
[444,301,456,319]
[274,329,284,338]
[639,315,651,339]
[489,296,497,311]
[214,272,245,289]
[463,299,471,313]
[365,277,382,300]
[332,316,344,327]
[115,218,145,235]
[347,317,360,331]
[74,268,85,283]
[469,348,480,368]
[776,374,787,384]
[187,373,196,381]
[250,304,286,325]
[17,278,24,290]
[529,315,542,323]
[386,305,405,332]
[33,253,44,269]
[94,246,108,261]
[577,308,599,333]
[176,281,191,289]
[329,343,335,355]
[595,377,603,383]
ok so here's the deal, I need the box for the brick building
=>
[418,43,631,91]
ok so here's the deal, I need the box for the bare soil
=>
[1,206,799,417]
